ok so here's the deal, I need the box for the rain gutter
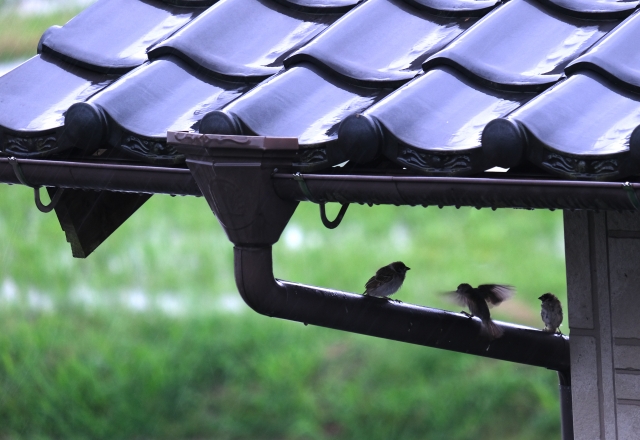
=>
[165,132,571,370]
[273,172,640,211]
[0,157,200,196]
[0,156,638,212]
[169,132,573,437]
[0,134,576,438]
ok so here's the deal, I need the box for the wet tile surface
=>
[222,63,391,145]
[151,0,339,79]
[0,55,114,133]
[91,57,250,139]
[423,0,618,90]
[367,67,532,174]
[286,0,477,84]
[2,0,640,180]
[41,0,204,73]
[567,11,640,89]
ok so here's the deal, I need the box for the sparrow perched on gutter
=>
[539,293,563,334]
[448,283,515,340]
[363,262,410,300]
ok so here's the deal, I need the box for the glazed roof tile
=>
[0,55,114,134]
[481,8,640,180]
[277,0,361,11]
[542,0,638,16]
[151,0,340,80]
[510,72,640,157]
[218,63,390,145]
[423,0,618,90]
[366,66,532,174]
[2,0,640,181]
[90,56,250,138]
[566,10,640,89]
[285,0,477,85]
[405,0,499,15]
[41,0,204,73]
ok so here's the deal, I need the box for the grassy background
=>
[0,3,567,439]
[0,185,567,440]
[0,2,87,62]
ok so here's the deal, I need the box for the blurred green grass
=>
[0,5,84,62]
[0,184,566,440]
[0,5,567,439]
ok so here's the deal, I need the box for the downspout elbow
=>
[235,246,286,317]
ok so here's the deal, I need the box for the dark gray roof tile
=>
[0,55,115,158]
[0,55,113,133]
[566,11,640,90]
[542,0,638,17]
[3,0,640,181]
[275,0,361,12]
[41,0,203,73]
[489,72,640,179]
[352,67,532,174]
[511,73,640,157]
[405,0,499,15]
[91,56,251,139]
[224,63,390,144]
[286,0,478,85]
[370,67,531,151]
[163,0,218,5]
[423,0,618,90]
[150,0,339,79]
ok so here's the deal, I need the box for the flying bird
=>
[363,261,410,301]
[539,293,563,334]
[448,283,515,340]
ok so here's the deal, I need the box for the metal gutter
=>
[3,134,572,437]
[1,157,639,212]
[162,135,573,372]
[0,157,201,196]
[273,172,640,211]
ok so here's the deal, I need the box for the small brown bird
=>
[363,262,410,300]
[539,293,563,334]
[448,283,515,340]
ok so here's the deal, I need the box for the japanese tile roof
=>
[1,0,640,180]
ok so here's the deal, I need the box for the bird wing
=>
[364,266,396,290]
[477,284,515,305]
[443,291,469,308]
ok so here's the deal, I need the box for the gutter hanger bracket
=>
[623,182,640,210]
[8,156,64,213]
[293,172,350,229]
[319,202,349,229]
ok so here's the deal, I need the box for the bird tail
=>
[481,319,504,340]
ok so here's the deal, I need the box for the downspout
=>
[172,132,572,432]
[234,244,569,370]
[172,131,570,370]
[558,369,574,440]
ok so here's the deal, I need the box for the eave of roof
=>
[2,0,640,200]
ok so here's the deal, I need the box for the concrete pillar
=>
[565,211,640,440]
